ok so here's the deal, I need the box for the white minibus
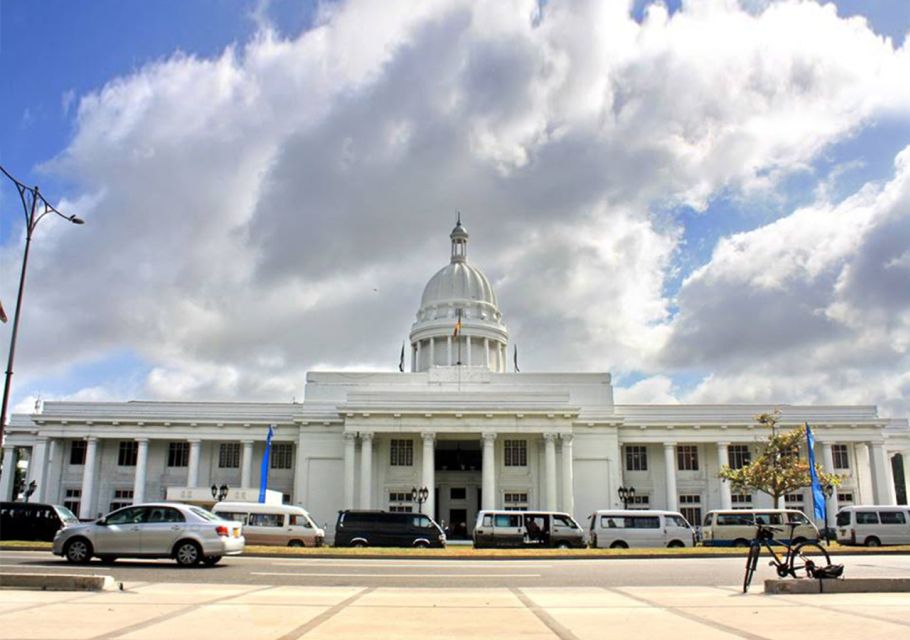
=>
[588,510,695,548]
[835,505,910,547]
[213,501,325,547]
[701,509,818,547]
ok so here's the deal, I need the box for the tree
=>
[719,413,840,506]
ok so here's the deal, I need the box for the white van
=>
[835,505,910,547]
[701,509,818,547]
[588,510,695,549]
[213,502,325,547]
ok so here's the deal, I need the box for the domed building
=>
[2,222,909,537]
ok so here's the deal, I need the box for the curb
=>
[0,573,119,591]
[765,578,910,594]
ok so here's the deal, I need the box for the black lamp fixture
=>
[23,480,37,502]
[211,483,229,502]
[822,483,836,546]
[618,485,636,509]
[411,486,429,514]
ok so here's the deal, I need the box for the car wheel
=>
[733,539,750,548]
[351,540,368,548]
[792,537,806,546]
[556,541,571,550]
[64,538,93,564]
[288,540,304,548]
[667,540,685,548]
[865,536,881,547]
[413,540,430,549]
[610,541,628,549]
[202,556,222,567]
[98,555,118,564]
[174,541,202,566]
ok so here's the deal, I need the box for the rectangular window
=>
[503,491,528,511]
[270,442,293,469]
[109,489,134,511]
[450,487,466,500]
[70,440,87,465]
[219,443,241,469]
[731,493,753,509]
[728,445,751,470]
[625,445,648,471]
[880,511,906,525]
[785,493,804,506]
[856,511,878,524]
[64,488,81,514]
[628,495,650,510]
[118,441,138,467]
[249,513,283,527]
[167,442,189,467]
[389,491,413,513]
[832,444,850,470]
[677,445,699,471]
[504,440,527,467]
[390,439,414,466]
[837,492,854,504]
[679,494,701,529]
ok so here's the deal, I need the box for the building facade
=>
[2,222,909,534]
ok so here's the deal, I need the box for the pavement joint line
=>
[0,589,104,617]
[88,583,277,640]
[277,586,372,640]
[512,587,582,640]
[249,572,544,578]
[771,594,910,628]
[609,587,770,640]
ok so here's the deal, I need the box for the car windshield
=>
[188,506,221,522]
[55,506,80,524]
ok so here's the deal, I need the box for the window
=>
[504,440,527,467]
[494,514,521,527]
[63,488,81,514]
[70,441,87,465]
[677,445,699,471]
[668,515,690,528]
[856,511,879,524]
[553,515,578,529]
[625,445,648,471]
[218,511,249,525]
[107,506,146,524]
[248,513,283,527]
[628,495,650,510]
[503,491,528,510]
[412,515,433,528]
[118,441,138,467]
[167,442,189,467]
[679,494,702,528]
[219,443,241,469]
[109,489,134,511]
[832,444,850,470]
[785,493,804,507]
[838,492,854,505]
[450,487,466,500]
[880,511,906,525]
[717,513,754,526]
[147,507,184,523]
[731,493,752,509]
[389,491,413,513]
[390,439,414,466]
[270,443,293,469]
[728,445,751,470]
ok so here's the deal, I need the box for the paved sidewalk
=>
[1,582,908,639]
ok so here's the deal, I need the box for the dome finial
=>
[450,213,468,262]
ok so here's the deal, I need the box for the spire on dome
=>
[450,212,468,262]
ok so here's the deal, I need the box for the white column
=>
[871,442,895,505]
[421,432,435,518]
[902,452,910,507]
[133,438,149,504]
[544,433,557,511]
[717,442,731,510]
[416,340,423,370]
[855,443,874,504]
[293,432,307,505]
[466,336,472,366]
[484,338,490,369]
[241,440,253,488]
[821,442,839,523]
[28,438,48,503]
[411,344,417,372]
[447,336,453,365]
[187,439,201,488]
[44,439,59,504]
[429,337,434,367]
[664,442,678,512]
[359,432,373,509]
[500,344,506,372]
[0,447,16,501]
[482,432,497,510]
[79,437,98,519]
[561,434,574,516]
[343,432,356,509]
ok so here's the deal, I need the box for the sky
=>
[1,0,909,420]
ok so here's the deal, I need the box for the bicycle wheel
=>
[789,542,830,578]
[743,543,760,593]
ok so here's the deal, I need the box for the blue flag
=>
[259,425,274,503]
[805,423,826,521]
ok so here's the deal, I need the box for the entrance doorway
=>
[435,439,481,539]
[449,508,469,540]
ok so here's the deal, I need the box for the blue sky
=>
[1,0,909,418]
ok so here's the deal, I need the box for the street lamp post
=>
[211,484,229,502]
[0,166,84,444]
[618,485,636,509]
[411,486,429,514]
[23,480,37,502]
[823,483,835,546]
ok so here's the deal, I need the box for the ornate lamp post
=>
[618,485,636,509]
[23,480,37,502]
[211,484,229,502]
[411,486,429,514]
[823,483,835,546]
[0,166,84,443]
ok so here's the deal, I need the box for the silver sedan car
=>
[53,502,244,566]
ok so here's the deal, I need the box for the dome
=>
[420,262,498,310]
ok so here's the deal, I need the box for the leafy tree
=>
[719,412,840,506]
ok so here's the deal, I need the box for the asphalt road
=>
[3,550,910,588]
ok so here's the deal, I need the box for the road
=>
[3,550,910,588]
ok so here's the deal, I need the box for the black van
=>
[334,510,446,548]
[0,502,80,541]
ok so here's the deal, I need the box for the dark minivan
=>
[334,510,446,548]
[0,502,80,541]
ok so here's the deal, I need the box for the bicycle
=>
[742,522,831,593]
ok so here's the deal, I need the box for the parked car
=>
[212,501,325,547]
[52,502,244,566]
[334,510,446,548]
[0,502,80,542]
[588,509,695,548]
[473,510,586,549]
[836,505,910,546]
[701,509,819,547]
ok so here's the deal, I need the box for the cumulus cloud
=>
[1,0,908,416]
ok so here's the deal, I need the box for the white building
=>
[2,221,909,534]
